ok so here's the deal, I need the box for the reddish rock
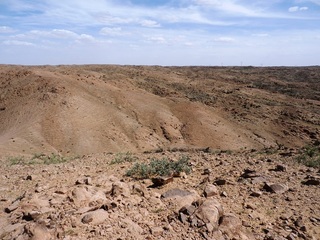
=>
[204,184,219,197]
[81,209,108,225]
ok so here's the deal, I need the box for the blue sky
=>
[0,0,319,66]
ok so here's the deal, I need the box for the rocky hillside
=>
[0,65,319,156]
[0,148,319,239]
[0,65,319,239]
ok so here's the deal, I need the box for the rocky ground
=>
[0,147,319,240]
[0,65,319,239]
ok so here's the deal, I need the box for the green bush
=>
[8,156,26,165]
[8,153,75,165]
[126,155,191,179]
[296,144,320,168]
[110,152,137,164]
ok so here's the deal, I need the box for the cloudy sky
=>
[0,0,319,66]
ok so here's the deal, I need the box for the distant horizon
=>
[1,0,319,66]
[1,63,319,68]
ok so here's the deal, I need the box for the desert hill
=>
[0,65,319,156]
[0,65,320,240]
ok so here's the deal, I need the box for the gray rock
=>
[252,176,268,184]
[161,188,193,199]
[162,188,200,213]
[250,190,262,197]
[263,183,288,194]
[179,204,197,216]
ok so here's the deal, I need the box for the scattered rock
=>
[215,179,227,185]
[25,175,35,181]
[241,169,259,179]
[250,190,262,197]
[161,188,193,199]
[162,188,199,213]
[263,183,289,194]
[220,191,228,197]
[274,164,287,172]
[81,209,108,225]
[132,183,147,197]
[194,199,224,232]
[151,226,163,236]
[24,223,52,240]
[219,213,255,240]
[5,201,20,213]
[302,179,320,186]
[1,148,319,239]
[76,176,92,185]
[111,181,131,197]
[120,218,143,235]
[251,176,269,184]
[203,168,212,175]
[151,176,173,187]
[203,184,218,197]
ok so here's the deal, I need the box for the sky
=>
[0,0,319,66]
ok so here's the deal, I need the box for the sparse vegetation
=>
[296,143,320,168]
[7,156,26,165]
[8,153,76,165]
[126,155,191,179]
[110,152,137,164]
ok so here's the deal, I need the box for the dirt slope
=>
[0,65,319,156]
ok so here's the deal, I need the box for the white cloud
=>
[3,40,35,46]
[9,29,98,46]
[76,34,97,43]
[99,27,128,36]
[147,36,167,44]
[96,14,133,25]
[213,37,235,42]
[140,20,161,28]
[252,33,270,37]
[0,26,16,33]
[25,29,79,39]
[289,6,299,12]
[193,0,262,17]
[288,6,308,12]
[51,29,79,38]
[0,0,319,66]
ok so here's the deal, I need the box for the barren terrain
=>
[0,65,319,156]
[0,65,319,239]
